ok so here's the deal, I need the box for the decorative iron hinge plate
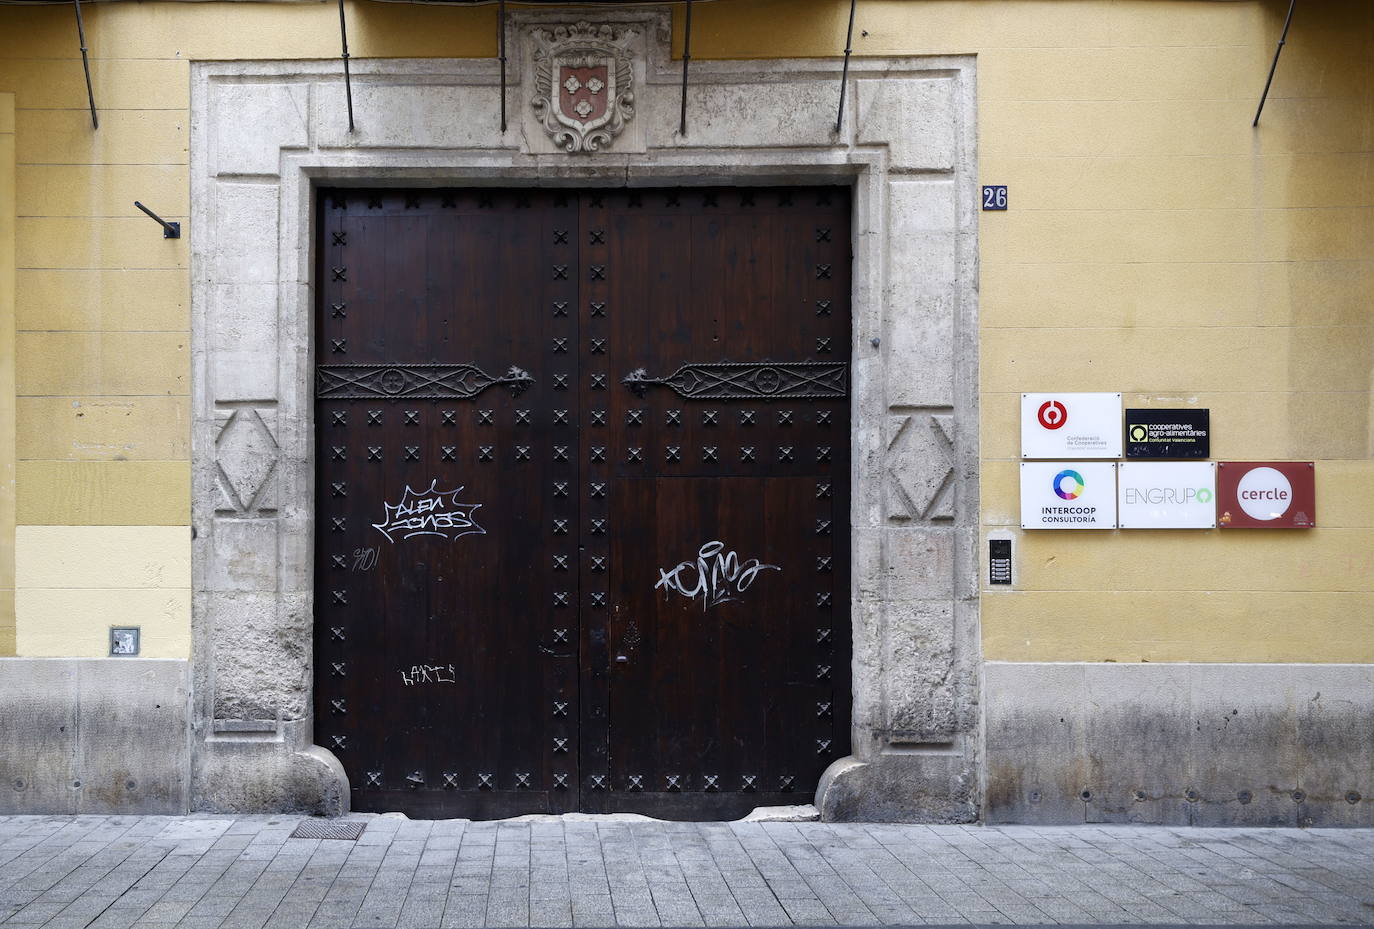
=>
[622,362,847,401]
[316,363,534,400]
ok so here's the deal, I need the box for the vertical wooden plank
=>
[577,190,610,808]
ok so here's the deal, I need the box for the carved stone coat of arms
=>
[531,22,636,153]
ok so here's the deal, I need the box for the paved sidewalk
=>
[0,815,1371,929]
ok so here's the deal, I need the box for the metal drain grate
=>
[290,819,366,840]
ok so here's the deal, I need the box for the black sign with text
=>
[1125,408,1210,459]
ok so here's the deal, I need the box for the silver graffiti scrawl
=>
[655,541,781,611]
[372,480,486,543]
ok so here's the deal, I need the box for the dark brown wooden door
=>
[315,187,850,819]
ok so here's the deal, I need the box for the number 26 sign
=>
[982,185,1008,210]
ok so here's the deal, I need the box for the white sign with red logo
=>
[1020,461,1118,529]
[1021,392,1122,459]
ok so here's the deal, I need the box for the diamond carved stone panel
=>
[214,404,280,517]
[884,410,954,522]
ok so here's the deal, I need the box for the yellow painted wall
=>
[0,93,15,656]
[0,0,1369,662]
[971,0,1374,663]
[14,526,190,658]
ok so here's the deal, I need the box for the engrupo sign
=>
[1217,462,1316,529]
[1117,461,1216,529]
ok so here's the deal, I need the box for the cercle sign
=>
[1216,462,1316,529]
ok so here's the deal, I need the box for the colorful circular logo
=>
[1038,400,1068,430]
[1196,487,1213,504]
[1053,469,1085,500]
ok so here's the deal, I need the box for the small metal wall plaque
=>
[1125,408,1210,459]
[988,539,1012,585]
[109,626,140,656]
[982,185,1008,210]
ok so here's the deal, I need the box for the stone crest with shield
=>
[531,21,636,153]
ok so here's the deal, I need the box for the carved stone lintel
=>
[531,21,636,153]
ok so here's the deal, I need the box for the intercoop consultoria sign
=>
[1019,461,1117,529]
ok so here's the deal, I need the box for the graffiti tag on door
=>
[372,479,485,543]
[400,664,457,686]
[655,540,780,611]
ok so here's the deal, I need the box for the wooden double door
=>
[314,186,851,819]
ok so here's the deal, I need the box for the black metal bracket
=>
[1253,0,1296,127]
[73,0,97,130]
[338,0,356,132]
[134,201,181,239]
[835,0,857,133]
[679,0,694,136]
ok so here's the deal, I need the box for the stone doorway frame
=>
[190,7,980,820]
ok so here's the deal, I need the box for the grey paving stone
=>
[779,897,840,924]
[0,817,1372,928]
[395,891,448,929]
[176,916,230,929]
[438,893,487,929]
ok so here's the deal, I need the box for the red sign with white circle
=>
[1216,462,1316,528]
[1037,400,1068,430]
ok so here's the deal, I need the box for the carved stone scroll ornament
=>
[531,21,636,153]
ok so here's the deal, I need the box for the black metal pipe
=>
[134,201,181,239]
[1253,0,1296,127]
[499,0,507,132]
[835,0,856,134]
[339,0,356,132]
[679,0,693,136]
[73,0,97,130]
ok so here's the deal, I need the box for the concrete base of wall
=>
[194,722,348,817]
[985,662,1374,826]
[817,752,978,823]
[0,658,189,814]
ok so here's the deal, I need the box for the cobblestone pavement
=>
[0,815,1371,929]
